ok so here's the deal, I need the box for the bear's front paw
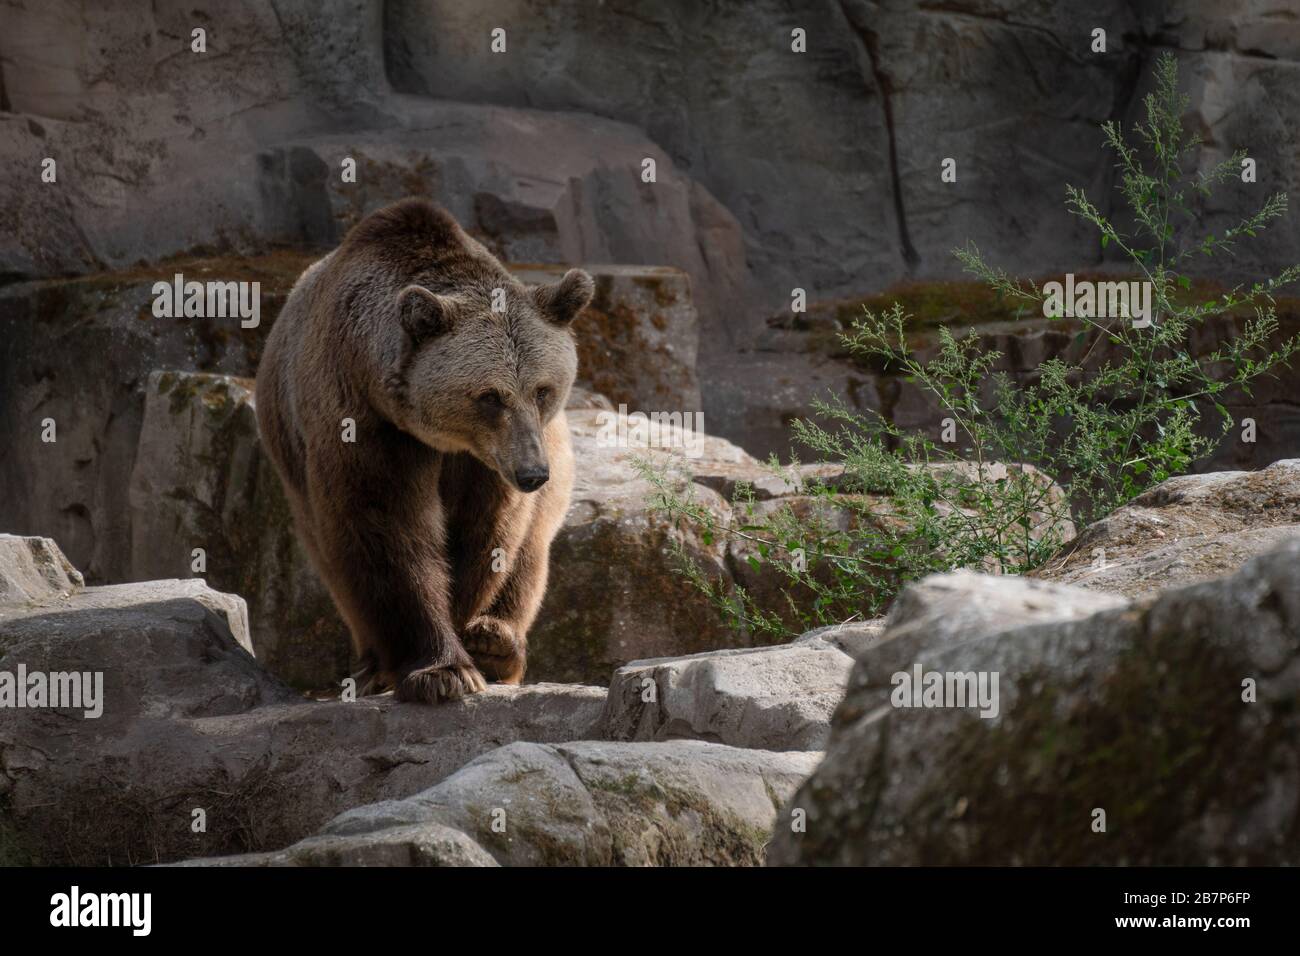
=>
[395,661,487,704]
[463,616,526,685]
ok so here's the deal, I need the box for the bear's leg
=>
[462,531,550,684]
[310,494,486,704]
[384,545,487,702]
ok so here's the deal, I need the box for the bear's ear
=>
[533,268,594,325]
[396,284,457,340]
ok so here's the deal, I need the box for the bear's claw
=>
[352,651,390,696]
[395,661,487,704]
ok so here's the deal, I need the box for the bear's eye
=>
[476,390,505,409]
[535,386,551,405]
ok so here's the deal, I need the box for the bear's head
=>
[393,268,594,492]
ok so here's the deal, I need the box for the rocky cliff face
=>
[4,1,1299,456]
[0,0,748,325]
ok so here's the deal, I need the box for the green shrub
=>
[641,52,1300,642]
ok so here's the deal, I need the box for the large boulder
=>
[530,407,747,683]
[601,637,856,751]
[0,533,84,603]
[1033,458,1300,597]
[128,369,350,689]
[769,536,1300,865]
[861,570,1127,686]
[186,740,820,867]
[0,536,606,865]
[0,252,312,584]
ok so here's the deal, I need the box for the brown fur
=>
[256,198,592,702]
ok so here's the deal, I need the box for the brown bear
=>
[255,198,593,703]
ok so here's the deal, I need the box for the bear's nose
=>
[515,466,550,492]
